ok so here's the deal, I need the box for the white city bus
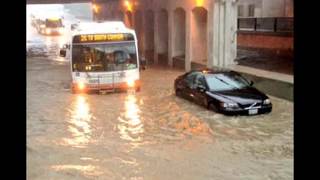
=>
[60,21,145,93]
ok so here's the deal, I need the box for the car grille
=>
[241,102,262,109]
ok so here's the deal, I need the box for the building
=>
[237,0,293,17]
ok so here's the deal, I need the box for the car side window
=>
[194,74,206,88]
[185,72,197,89]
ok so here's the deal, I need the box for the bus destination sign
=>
[73,33,134,43]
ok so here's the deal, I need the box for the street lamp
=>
[196,0,204,7]
[124,0,133,12]
[92,3,100,14]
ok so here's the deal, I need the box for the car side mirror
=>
[249,80,254,86]
[59,49,66,57]
[197,85,206,92]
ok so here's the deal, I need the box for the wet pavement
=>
[236,48,293,75]
[27,4,293,180]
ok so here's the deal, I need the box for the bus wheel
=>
[70,84,77,94]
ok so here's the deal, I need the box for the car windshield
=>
[72,42,137,72]
[205,73,250,91]
[45,19,62,28]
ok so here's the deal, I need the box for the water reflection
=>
[118,94,144,145]
[51,164,103,177]
[64,95,93,148]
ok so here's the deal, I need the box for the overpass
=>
[27,0,120,4]
[27,0,91,4]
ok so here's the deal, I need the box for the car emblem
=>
[248,102,257,109]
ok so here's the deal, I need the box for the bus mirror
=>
[63,44,70,49]
[59,49,66,57]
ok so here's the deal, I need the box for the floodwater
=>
[27,57,293,179]
[27,3,293,180]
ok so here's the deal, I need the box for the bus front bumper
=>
[72,80,141,93]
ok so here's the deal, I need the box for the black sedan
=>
[174,69,272,115]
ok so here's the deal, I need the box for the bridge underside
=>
[27,0,91,4]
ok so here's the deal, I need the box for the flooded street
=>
[27,3,293,180]
[27,57,293,180]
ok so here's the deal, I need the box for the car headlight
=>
[221,102,239,108]
[263,99,271,105]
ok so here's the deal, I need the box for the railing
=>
[238,17,293,33]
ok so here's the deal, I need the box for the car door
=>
[193,74,208,107]
[182,72,197,101]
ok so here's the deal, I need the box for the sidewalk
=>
[228,64,293,84]
[227,64,293,101]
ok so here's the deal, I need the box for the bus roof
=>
[71,21,135,36]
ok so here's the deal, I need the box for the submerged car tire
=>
[208,102,219,113]
[175,89,182,97]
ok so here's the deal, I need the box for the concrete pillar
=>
[140,10,146,58]
[218,0,225,67]
[231,0,238,62]
[154,11,159,64]
[185,10,192,71]
[133,10,145,57]
[225,0,231,66]
[168,10,174,67]
[212,0,238,68]
[207,2,214,69]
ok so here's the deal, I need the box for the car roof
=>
[188,68,237,75]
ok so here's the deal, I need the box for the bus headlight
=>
[58,28,64,34]
[126,79,135,88]
[77,81,85,90]
[45,28,51,34]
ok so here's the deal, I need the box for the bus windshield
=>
[46,19,63,28]
[72,42,138,72]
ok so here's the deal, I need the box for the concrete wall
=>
[238,0,293,17]
[285,0,293,17]
[262,0,285,17]
[95,0,238,71]
[238,0,262,17]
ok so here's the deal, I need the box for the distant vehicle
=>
[174,69,272,115]
[60,21,146,94]
[31,15,64,35]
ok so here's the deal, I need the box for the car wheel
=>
[175,89,182,97]
[208,102,219,112]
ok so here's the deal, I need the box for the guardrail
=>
[238,17,293,33]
